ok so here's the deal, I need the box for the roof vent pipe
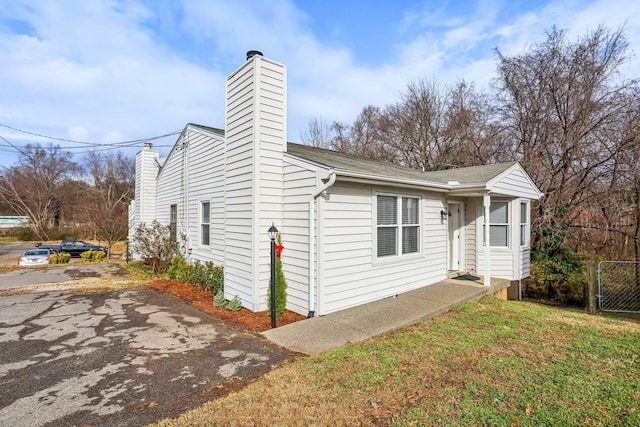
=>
[246,50,263,61]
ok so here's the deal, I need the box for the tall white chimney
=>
[223,52,287,311]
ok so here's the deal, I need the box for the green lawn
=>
[153,297,640,426]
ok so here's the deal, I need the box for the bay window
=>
[489,201,509,247]
[520,201,529,246]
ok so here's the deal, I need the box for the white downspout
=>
[308,171,336,318]
[483,193,491,287]
[183,131,190,260]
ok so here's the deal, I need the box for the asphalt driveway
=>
[0,286,295,426]
[0,263,131,291]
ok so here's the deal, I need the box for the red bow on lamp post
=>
[275,244,284,257]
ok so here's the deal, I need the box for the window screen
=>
[377,195,419,257]
[377,195,397,257]
[402,197,419,254]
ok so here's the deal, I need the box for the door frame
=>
[447,202,465,272]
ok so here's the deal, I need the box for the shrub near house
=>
[166,255,224,296]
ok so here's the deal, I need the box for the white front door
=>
[448,203,462,272]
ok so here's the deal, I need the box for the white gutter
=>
[308,171,336,317]
[336,171,451,192]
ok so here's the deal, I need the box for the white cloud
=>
[0,0,639,168]
[67,126,89,141]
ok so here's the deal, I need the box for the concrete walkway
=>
[263,277,510,355]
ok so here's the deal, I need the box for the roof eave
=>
[336,170,451,192]
[447,184,490,196]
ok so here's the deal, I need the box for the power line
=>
[0,131,177,166]
[0,135,29,157]
[0,123,181,148]
[0,142,175,151]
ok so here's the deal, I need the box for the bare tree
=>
[332,78,499,172]
[493,25,639,250]
[595,89,640,260]
[446,81,511,166]
[378,78,455,170]
[82,151,135,256]
[300,117,335,149]
[331,105,389,161]
[0,144,81,239]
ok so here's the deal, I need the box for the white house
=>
[129,51,542,317]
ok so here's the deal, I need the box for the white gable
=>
[488,164,542,199]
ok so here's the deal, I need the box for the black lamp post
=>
[268,223,278,329]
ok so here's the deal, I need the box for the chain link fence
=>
[597,261,640,313]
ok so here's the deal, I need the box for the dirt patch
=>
[65,268,101,278]
[147,279,306,332]
[107,264,131,276]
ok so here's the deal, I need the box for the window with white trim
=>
[377,194,420,258]
[520,201,529,246]
[169,204,177,242]
[200,201,210,246]
[489,201,509,247]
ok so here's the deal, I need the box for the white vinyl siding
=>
[132,147,159,231]
[154,126,226,265]
[477,198,535,280]
[491,166,542,199]
[224,55,286,311]
[224,61,257,306]
[464,198,478,274]
[155,142,183,246]
[521,248,532,278]
[318,184,445,315]
[281,161,319,316]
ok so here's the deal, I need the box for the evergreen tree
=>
[267,233,287,317]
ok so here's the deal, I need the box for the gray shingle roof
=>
[189,123,225,137]
[170,126,518,188]
[286,142,517,186]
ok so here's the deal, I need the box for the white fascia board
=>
[283,153,333,178]
[155,128,186,181]
[186,124,225,141]
[447,184,491,197]
[336,170,451,192]
[227,54,286,82]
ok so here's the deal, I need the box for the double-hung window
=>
[377,194,420,258]
[520,201,529,246]
[201,201,210,246]
[488,201,509,247]
[169,204,177,242]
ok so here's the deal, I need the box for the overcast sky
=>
[1,0,639,169]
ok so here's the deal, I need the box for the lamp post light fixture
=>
[268,222,278,329]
